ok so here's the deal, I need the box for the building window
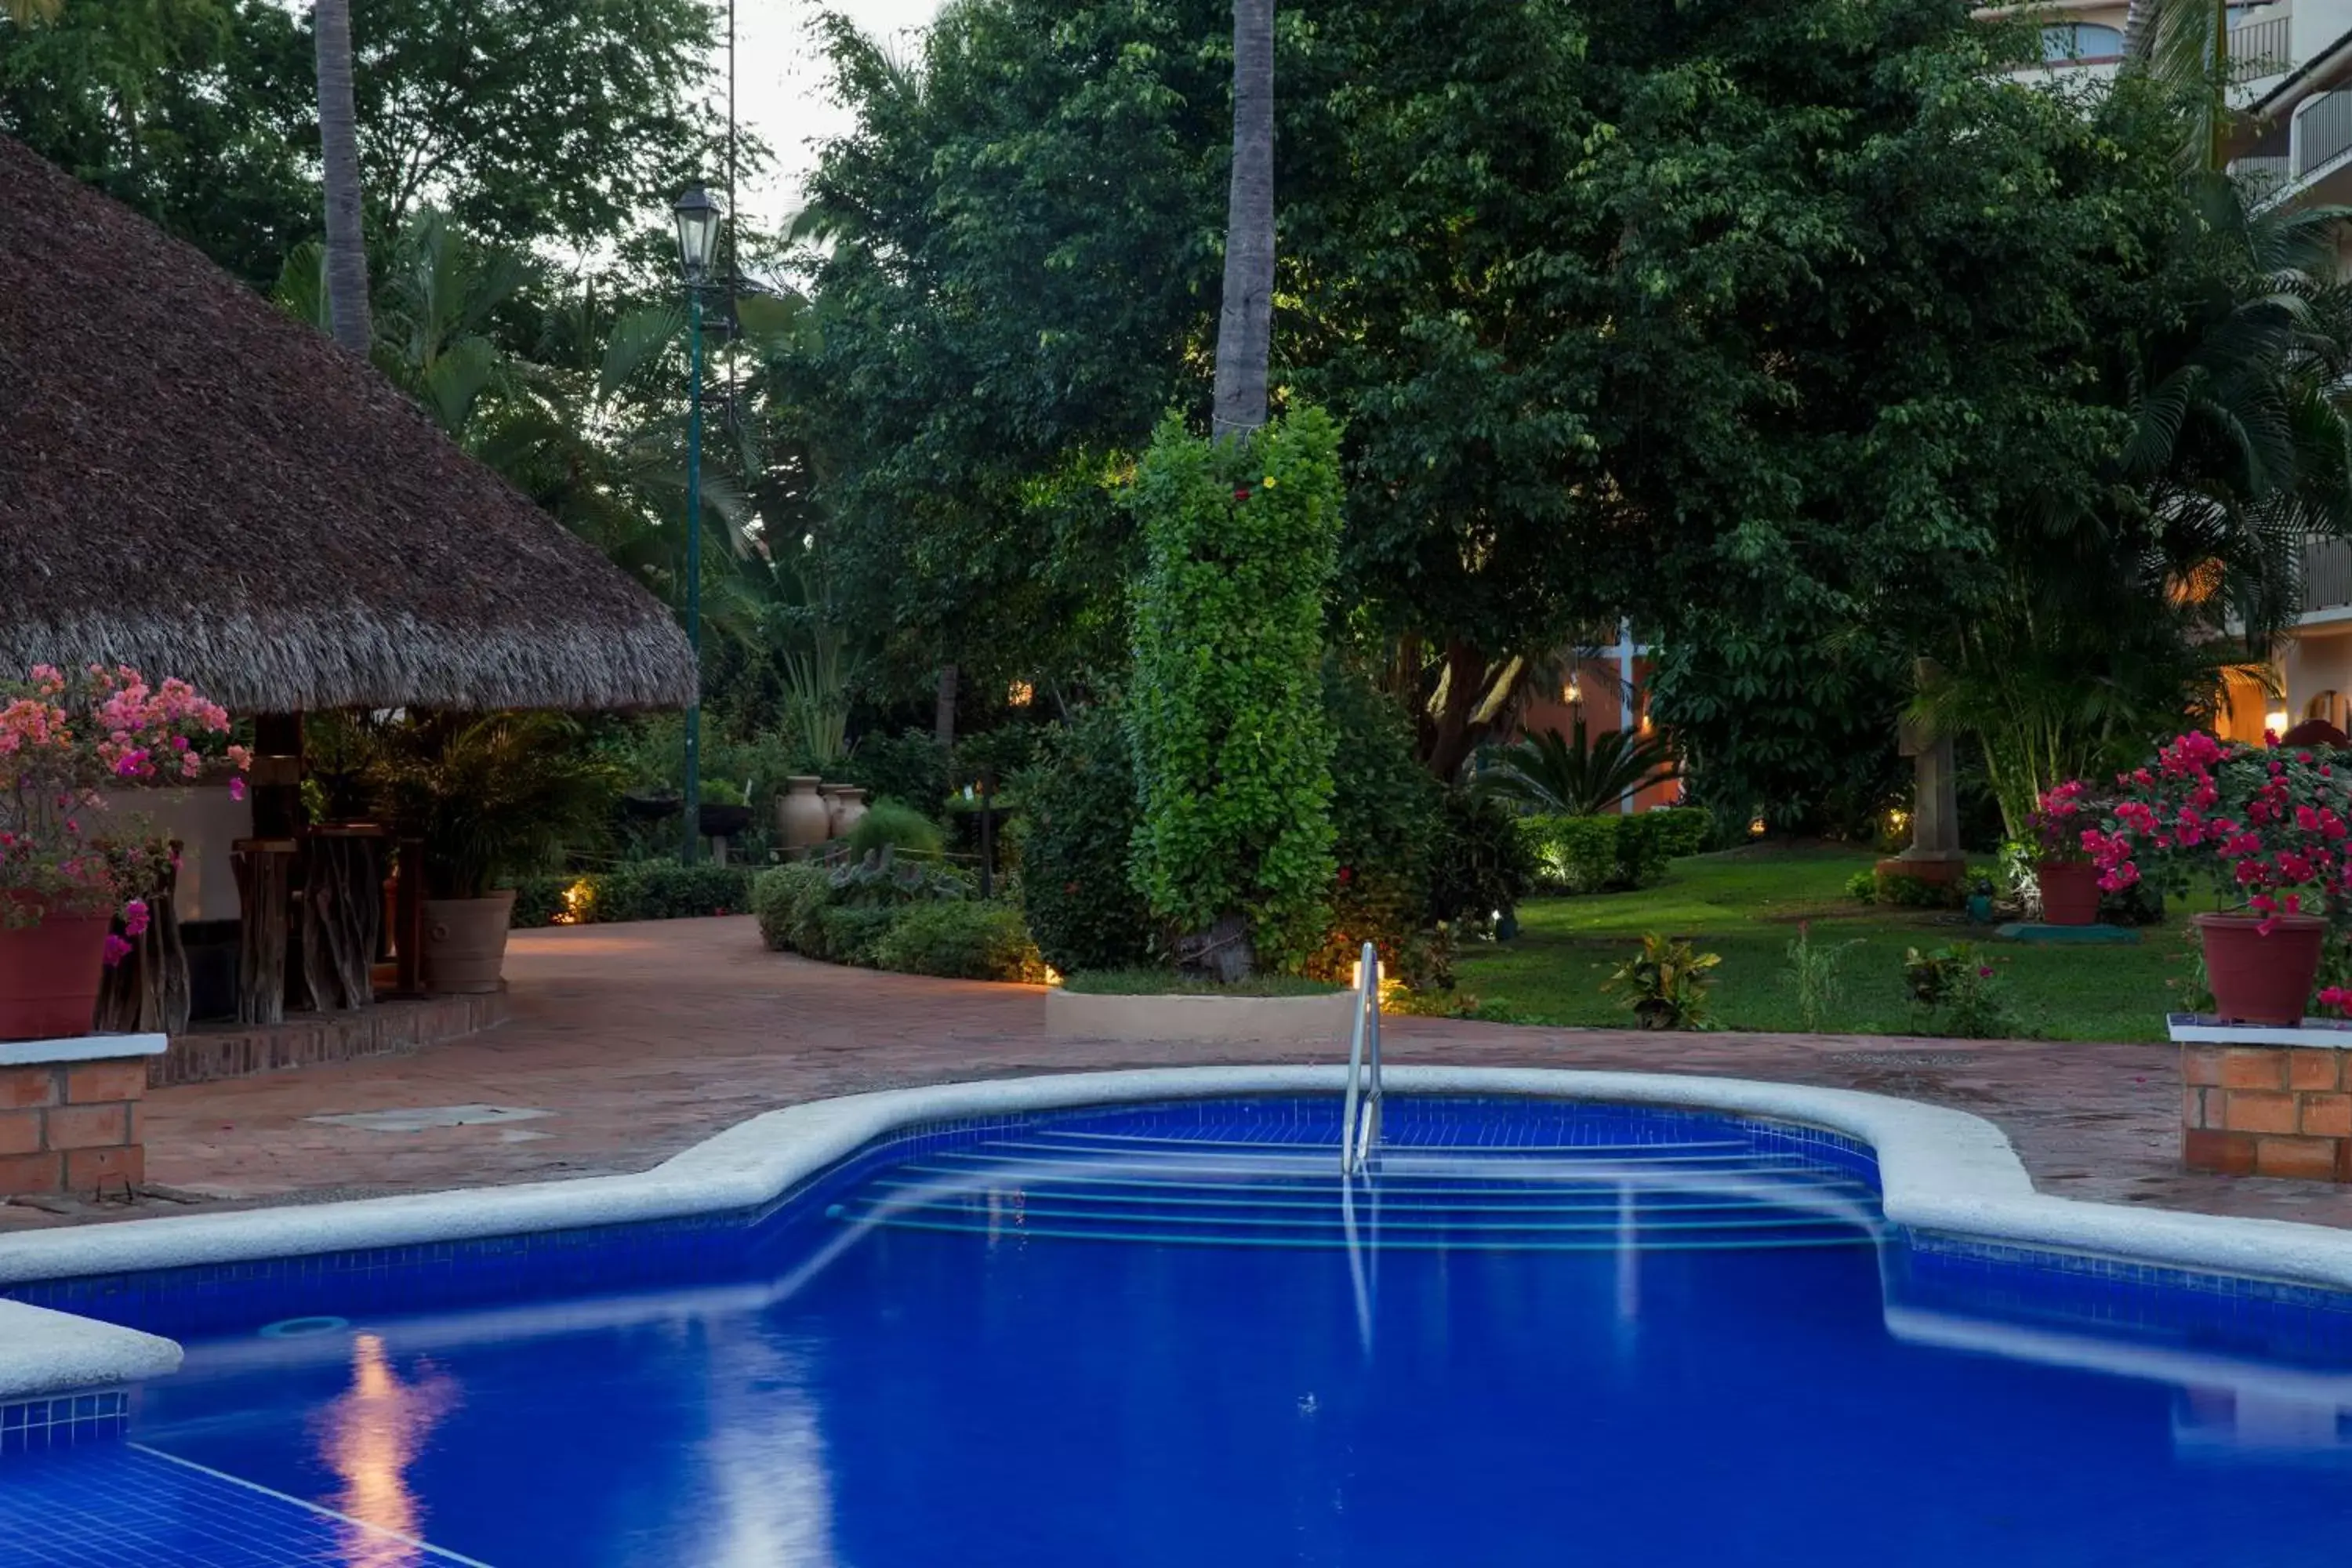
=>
[2042,22,2124,61]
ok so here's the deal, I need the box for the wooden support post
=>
[391,837,426,998]
[93,840,190,1035]
[231,838,296,1026]
[299,827,384,1011]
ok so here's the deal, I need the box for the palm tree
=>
[1210,0,1274,440]
[313,0,371,354]
[1477,723,1676,817]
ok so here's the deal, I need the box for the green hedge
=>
[872,901,1044,981]
[1522,808,1710,895]
[751,858,1038,979]
[510,863,756,927]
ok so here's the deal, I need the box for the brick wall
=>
[2182,1044,2352,1181]
[0,1058,147,1197]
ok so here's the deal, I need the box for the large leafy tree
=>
[0,0,315,285]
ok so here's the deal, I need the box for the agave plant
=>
[1477,722,1675,817]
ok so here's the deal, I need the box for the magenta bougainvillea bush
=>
[2071,731,2352,929]
[0,663,251,956]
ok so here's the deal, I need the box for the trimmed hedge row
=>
[510,863,755,927]
[1522,807,1710,895]
[750,860,1044,982]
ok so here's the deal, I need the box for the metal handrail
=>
[1340,940,1383,1177]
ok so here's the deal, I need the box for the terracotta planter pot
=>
[0,906,111,1042]
[2037,860,2103,927]
[422,891,516,996]
[2194,911,2328,1025]
[827,786,870,840]
[778,777,829,850]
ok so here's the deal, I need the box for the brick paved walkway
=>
[9,916,2351,1232]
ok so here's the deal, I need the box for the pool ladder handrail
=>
[1341,940,1383,1177]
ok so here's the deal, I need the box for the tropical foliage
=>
[1478,724,1675,818]
[1127,409,1344,975]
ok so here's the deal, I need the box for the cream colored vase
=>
[779,775,831,849]
[422,890,516,995]
[827,786,870,839]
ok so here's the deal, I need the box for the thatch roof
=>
[0,135,697,713]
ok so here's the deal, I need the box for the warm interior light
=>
[2267,710,2290,735]
[1007,680,1035,708]
[1748,815,1767,837]
[1564,677,1581,704]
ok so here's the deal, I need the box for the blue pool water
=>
[9,1096,2352,1566]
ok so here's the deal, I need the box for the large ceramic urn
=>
[778,776,831,850]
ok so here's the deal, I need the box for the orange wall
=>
[1511,655,1679,813]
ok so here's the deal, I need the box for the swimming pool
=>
[7,1080,2352,1566]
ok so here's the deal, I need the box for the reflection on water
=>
[312,1333,459,1566]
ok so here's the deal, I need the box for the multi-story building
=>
[2016,2,2352,741]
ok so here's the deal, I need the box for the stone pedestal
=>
[1887,710,1966,884]
[2172,1014,2352,1181]
[0,1033,167,1199]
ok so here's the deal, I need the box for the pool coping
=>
[8,1064,2352,1401]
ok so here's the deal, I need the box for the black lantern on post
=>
[670,183,724,862]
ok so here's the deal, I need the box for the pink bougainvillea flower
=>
[228,776,246,801]
[101,934,133,967]
[122,898,149,937]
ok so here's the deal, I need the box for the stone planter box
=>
[0,1032,168,1199]
[2172,1014,2352,1181]
[1046,987,1356,1045]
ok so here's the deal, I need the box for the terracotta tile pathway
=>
[9,916,2352,1234]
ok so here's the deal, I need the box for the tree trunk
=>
[314,0,372,356]
[1210,0,1275,441]
[935,662,959,747]
[1418,641,1530,782]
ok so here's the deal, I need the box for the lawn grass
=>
[1454,845,2202,1043]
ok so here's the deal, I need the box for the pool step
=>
[833,1130,1886,1253]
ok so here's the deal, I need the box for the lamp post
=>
[673,183,724,865]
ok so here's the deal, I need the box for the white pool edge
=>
[7,1064,2352,1403]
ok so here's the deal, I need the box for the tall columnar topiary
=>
[1127,407,1344,975]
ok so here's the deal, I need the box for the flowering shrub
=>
[2078,731,2352,927]
[0,663,249,950]
[2027,781,2097,863]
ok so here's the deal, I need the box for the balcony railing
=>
[2230,14,2292,82]
[2299,89,2352,176]
[2307,538,2352,613]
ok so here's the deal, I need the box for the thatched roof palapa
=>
[0,134,698,713]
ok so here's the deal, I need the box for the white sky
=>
[731,0,946,231]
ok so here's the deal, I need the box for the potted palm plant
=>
[0,664,249,1039]
[365,712,617,993]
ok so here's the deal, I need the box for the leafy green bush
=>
[1524,815,1623,893]
[1427,788,1537,925]
[1310,666,1446,978]
[1060,968,1342,996]
[841,729,951,813]
[1602,934,1720,1029]
[1877,871,1959,909]
[1127,408,1343,972]
[510,863,755,927]
[1644,807,1712,862]
[873,900,1044,981]
[1901,942,2020,1038]
[815,905,904,967]
[1478,723,1675,816]
[1522,808,1708,895]
[1016,704,1153,975]
[751,863,833,952]
[846,800,946,858]
[1844,869,1879,903]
